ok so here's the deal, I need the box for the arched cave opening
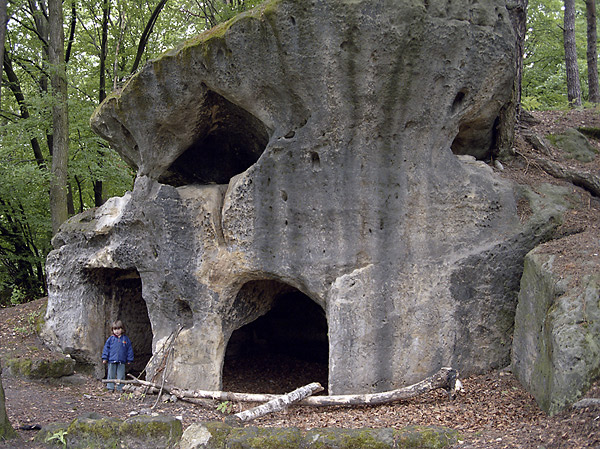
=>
[86,268,153,378]
[158,90,270,187]
[222,284,329,394]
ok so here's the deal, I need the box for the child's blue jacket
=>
[102,335,134,364]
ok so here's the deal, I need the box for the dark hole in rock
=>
[86,268,152,378]
[310,151,320,169]
[158,90,270,187]
[451,114,499,161]
[176,299,193,330]
[223,288,329,394]
[451,89,467,112]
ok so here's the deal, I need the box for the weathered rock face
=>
[512,235,600,415]
[43,0,561,393]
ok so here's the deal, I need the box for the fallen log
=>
[232,382,323,422]
[108,367,458,406]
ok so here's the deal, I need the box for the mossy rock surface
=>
[179,421,460,449]
[394,426,461,448]
[36,413,182,449]
[5,356,75,379]
[549,128,598,162]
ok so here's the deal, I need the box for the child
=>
[102,320,134,392]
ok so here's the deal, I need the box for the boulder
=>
[43,0,563,394]
[511,237,600,415]
[550,128,598,163]
[5,356,75,379]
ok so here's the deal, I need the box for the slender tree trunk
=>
[507,0,528,111]
[3,52,47,167]
[497,0,529,160]
[48,0,69,234]
[586,0,600,103]
[0,0,8,108]
[65,0,77,64]
[90,0,111,208]
[99,0,109,103]
[130,0,168,75]
[564,0,583,106]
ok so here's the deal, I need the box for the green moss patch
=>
[37,413,182,449]
[6,356,75,379]
[180,422,459,449]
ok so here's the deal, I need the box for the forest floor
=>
[1,109,600,448]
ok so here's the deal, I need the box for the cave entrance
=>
[222,282,329,394]
[88,268,152,377]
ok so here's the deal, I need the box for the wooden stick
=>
[108,367,458,407]
[232,382,323,422]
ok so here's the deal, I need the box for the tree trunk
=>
[48,0,69,234]
[65,0,77,64]
[3,52,47,168]
[586,0,600,103]
[494,0,528,160]
[564,0,582,107]
[130,0,168,75]
[0,362,17,441]
[507,0,528,111]
[0,0,7,108]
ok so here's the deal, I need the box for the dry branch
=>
[110,367,458,407]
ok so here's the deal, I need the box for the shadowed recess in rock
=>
[84,268,152,376]
[158,90,270,187]
[223,288,329,394]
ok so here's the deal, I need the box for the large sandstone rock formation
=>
[512,228,600,415]
[43,0,560,393]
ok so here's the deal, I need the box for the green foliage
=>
[217,400,235,414]
[45,428,68,448]
[523,0,591,109]
[1,0,264,301]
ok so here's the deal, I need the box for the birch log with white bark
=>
[232,382,323,422]
[116,367,458,406]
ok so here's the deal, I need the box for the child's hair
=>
[111,320,126,334]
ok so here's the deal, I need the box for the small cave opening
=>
[222,284,329,394]
[450,115,499,161]
[87,268,153,378]
[158,90,270,187]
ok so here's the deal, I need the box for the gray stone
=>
[550,128,598,162]
[512,245,600,415]
[43,0,563,394]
